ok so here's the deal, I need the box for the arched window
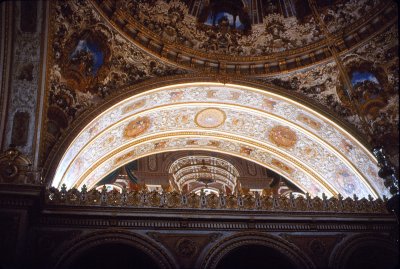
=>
[199,0,251,31]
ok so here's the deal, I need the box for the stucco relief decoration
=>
[319,0,382,33]
[123,0,323,56]
[262,61,348,117]
[349,27,398,166]
[340,25,399,151]
[148,155,158,171]
[175,238,198,258]
[195,108,226,128]
[336,170,357,196]
[297,114,321,130]
[0,147,37,184]
[5,2,44,157]
[240,146,253,156]
[45,0,186,157]
[122,99,147,114]
[51,85,387,199]
[123,117,151,138]
[115,151,135,166]
[251,14,322,54]
[82,136,326,196]
[271,159,294,175]
[261,23,398,166]
[269,126,298,148]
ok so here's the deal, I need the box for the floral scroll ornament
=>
[122,99,146,114]
[175,238,198,258]
[269,125,298,148]
[123,116,151,138]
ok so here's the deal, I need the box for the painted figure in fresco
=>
[350,71,386,118]
[70,39,104,77]
[269,126,298,148]
[199,0,251,31]
[124,117,151,138]
[336,170,356,196]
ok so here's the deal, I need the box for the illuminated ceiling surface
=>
[52,83,387,198]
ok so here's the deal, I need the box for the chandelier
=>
[196,160,214,186]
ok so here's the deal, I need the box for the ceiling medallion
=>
[195,108,226,128]
[269,125,298,148]
[123,116,151,138]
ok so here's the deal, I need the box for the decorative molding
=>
[259,24,399,166]
[42,75,373,184]
[38,215,398,232]
[281,233,345,268]
[0,147,41,185]
[41,0,189,164]
[48,83,386,199]
[51,229,177,269]
[4,1,44,159]
[45,186,389,214]
[90,0,397,75]
[200,232,315,269]
[146,232,222,268]
[328,233,399,269]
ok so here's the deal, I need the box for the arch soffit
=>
[173,165,238,179]
[174,169,237,186]
[170,155,240,189]
[161,151,247,176]
[169,156,240,177]
[46,78,385,198]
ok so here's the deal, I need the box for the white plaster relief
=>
[53,85,384,198]
[4,2,43,158]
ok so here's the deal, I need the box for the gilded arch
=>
[44,75,386,199]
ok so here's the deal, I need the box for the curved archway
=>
[215,244,297,269]
[52,230,176,269]
[160,151,248,177]
[66,243,161,269]
[199,232,315,269]
[46,79,386,198]
[329,234,399,269]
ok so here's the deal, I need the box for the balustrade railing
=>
[45,184,390,213]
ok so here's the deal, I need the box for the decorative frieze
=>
[46,185,389,214]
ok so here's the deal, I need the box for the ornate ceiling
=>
[49,83,386,198]
[169,155,240,193]
[90,0,397,73]
[42,0,398,199]
[90,150,299,196]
